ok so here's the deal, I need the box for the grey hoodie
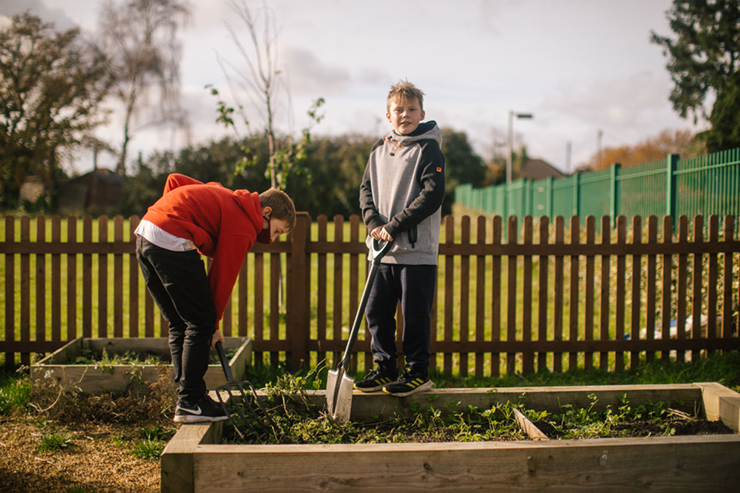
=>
[359,121,446,265]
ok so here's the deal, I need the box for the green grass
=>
[130,439,166,460]
[80,425,171,461]
[0,372,31,415]
[432,350,740,392]
[140,423,175,442]
[37,431,74,452]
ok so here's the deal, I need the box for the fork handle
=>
[215,341,235,383]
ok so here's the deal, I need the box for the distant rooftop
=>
[519,158,567,181]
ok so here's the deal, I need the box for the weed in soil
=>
[37,431,74,453]
[67,347,237,366]
[221,369,529,444]
[527,393,735,439]
[30,363,176,425]
[72,348,167,366]
[130,439,166,461]
[0,373,31,416]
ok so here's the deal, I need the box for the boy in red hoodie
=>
[134,173,295,423]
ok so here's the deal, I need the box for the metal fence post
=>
[666,153,680,232]
[545,176,553,221]
[572,172,581,221]
[524,179,533,217]
[610,163,621,228]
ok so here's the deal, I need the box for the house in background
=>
[518,158,568,181]
[19,176,45,203]
[58,168,124,214]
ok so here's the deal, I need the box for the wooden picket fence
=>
[2,212,739,375]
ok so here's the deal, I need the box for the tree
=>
[703,70,740,151]
[120,135,272,216]
[98,0,191,176]
[289,134,375,217]
[586,129,704,170]
[441,128,486,216]
[0,13,113,208]
[651,0,740,151]
[213,0,323,189]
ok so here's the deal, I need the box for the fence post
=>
[610,163,621,227]
[666,153,680,232]
[4,216,14,371]
[544,176,553,221]
[498,184,507,221]
[288,212,311,371]
[572,172,581,221]
[524,179,533,217]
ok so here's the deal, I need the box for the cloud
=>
[0,0,79,31]
[542,73,672,128]
[282,46,351,95]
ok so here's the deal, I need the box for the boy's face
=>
[262,206,291,242]
[386,97,425,135]
[267,218,290,242]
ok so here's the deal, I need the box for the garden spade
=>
[327,238,392,424]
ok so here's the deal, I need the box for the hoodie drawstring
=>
[384,134,402,156]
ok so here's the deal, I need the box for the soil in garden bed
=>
[70,347,238,365]
[534,417,734,438]
[221,376,532,445]
[222,399,533,445]
[614,418,733,436]
[528,394,735,439]
[222,381,737,445]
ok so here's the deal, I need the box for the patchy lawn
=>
[0,418,163,493]
[0,367,176,493]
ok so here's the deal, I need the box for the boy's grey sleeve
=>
[384,141,446,238]
[359,155,384,232]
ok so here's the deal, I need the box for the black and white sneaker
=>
[382,367,434,397]
[174,396,230,423]
[354,367,398,392]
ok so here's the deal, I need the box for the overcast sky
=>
[1,0,705,175]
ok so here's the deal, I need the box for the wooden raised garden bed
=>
[161,382,740,493]
[31,337,252,394]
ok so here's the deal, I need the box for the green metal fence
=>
[456,148,740,232]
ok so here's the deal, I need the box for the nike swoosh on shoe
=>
[180,406,202,415]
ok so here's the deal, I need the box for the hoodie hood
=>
[233,189,264,232]
[384,121,443,154]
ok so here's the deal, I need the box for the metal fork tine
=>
[216,387,246,440]
[214,341,277,440]
[217,380,277,439]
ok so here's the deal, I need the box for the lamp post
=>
[507,111,533,184]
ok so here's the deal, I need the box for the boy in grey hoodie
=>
[356,81,445,396]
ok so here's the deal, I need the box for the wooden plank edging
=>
[694,382,740,432]
[162,383,740,492]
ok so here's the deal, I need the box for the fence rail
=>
[2,212,739,375]
[456,148,740,233]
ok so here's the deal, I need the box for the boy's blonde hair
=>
[259,188,296,233]
[387,80,425,112]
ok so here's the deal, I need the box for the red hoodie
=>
[141,173,263,323]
